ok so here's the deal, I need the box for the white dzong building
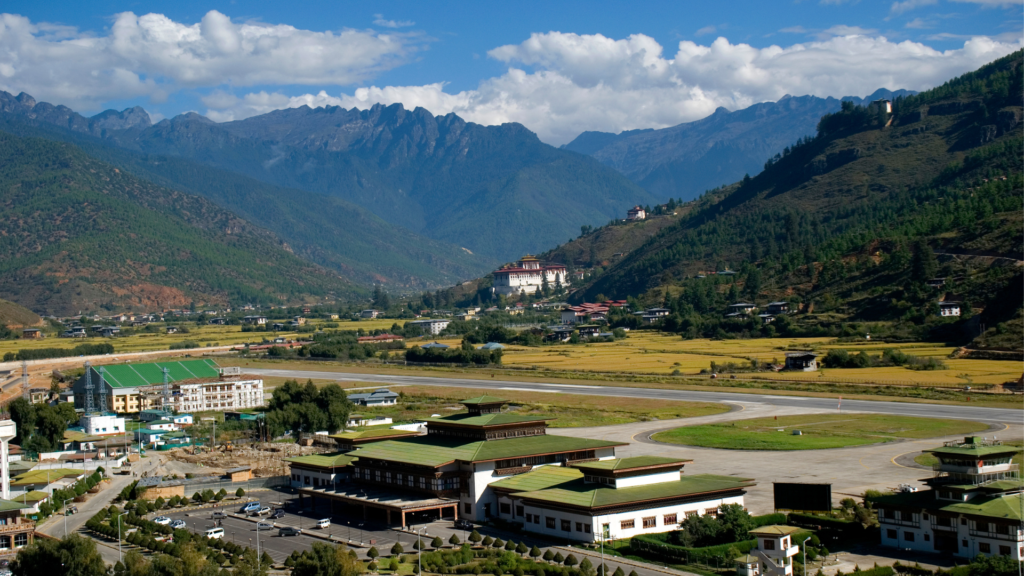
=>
[491,256,569,297]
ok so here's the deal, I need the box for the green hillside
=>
[552,51,1023,345]
[0,298,42,327]
[0,131,359,315]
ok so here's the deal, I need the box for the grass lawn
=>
[914,439,1023,471]
[651,414,991,450]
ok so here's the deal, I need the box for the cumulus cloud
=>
[205,31,1020,145]
[373,14,415,28]
[0,10,421,111]
[889,0,938,17]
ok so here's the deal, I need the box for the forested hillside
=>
[0,131,356,314]
[0,113,492,290]
[562,89,914,200]
[552,51,1022,345]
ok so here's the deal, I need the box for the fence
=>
[179,475,289,496]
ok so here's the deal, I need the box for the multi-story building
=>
[737,525,802,576]
[72,359,264,414]
[491,256,570,297]
[407,319,451,335]
[290,396,753,538]
[0,500,35,558]
[875,436,1022,560]
[80,413,126,435]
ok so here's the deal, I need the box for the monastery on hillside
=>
[491,256,570,296]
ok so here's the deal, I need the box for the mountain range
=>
[0,93,654,264]
[563,89,915,200]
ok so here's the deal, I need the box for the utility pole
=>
[118,512,128,563]
[20,362,28,400]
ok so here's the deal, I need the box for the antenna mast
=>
[97,367,108,413]
[83,362,95,414]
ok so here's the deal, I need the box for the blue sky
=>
[2,0,1020,144]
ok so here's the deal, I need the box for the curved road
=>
[245,368,1022,424]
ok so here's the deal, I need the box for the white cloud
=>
[373,14,415,28]
[779,26,809,34]
[904,17,935,29]
[695,25,717,36]
[0,10,421,111]
[889,0,938,17]
[206,32,1021,145]
[813,25,878,40]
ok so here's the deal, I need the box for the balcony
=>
[0,519,34,534]
[969,529,1023,542]
[934,463,1016,474]
[880,517,920,528]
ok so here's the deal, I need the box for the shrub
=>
[391,543,404,556]
[469,530,482,544]
[368,562,378,572]
[235,488,245,497]
[368,547,379,559]
[564,554,578,567]
[449,534,461,546]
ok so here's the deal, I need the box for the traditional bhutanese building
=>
[491,256,569,296]
[288,396,753,539]
[874,436,1023,560]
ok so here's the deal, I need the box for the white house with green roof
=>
[295,396,624,527]
[72,359,263,414]
[874,436,1022,560]
[490,456,753,542]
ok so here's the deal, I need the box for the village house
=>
[347,389,399,407]
[766,302,790,315]
[626,206,646,220]
[21,329,42,339]
[407,319,451,335]
[242,315,267,325]
[939,302,962,317]
[0,500,36,557]
[360,310,380,319]
[491,256,570,297]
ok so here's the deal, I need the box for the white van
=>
[316,518,331,529]
[205,527,225,540]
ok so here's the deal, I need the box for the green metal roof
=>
[511,473,754,510]
[16,491,49,504]
[491,466,584,492]
[329,429,420,441]
[351,435,626,467]
[942,494,1023,522]
[424,413,551,427]
[927,444,1019,458]
[573,456,690,472]
[12,469,84,486]
[0,499,33,512]
[460,396,507,405]
[285,453,356,469]
[96,359,221,388]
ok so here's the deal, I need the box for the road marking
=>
[890,450,922,470]
[858,455,871,470]
[500,387,557,393]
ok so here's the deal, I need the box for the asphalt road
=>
[245,368,1023,424]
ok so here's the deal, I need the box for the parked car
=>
[153,516,171,525]
[316,519,331,529]
[239,502,261,514]
[205,528,224,540]
[170,520,186,530]
[270,509,285,520]
[250,506,271,517]
[278,527,302,537]
[212,511,227,519]
[454,519,473,530]
[256,522,274,531]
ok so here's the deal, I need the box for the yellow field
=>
[405,331,1020,388]
[0,318,408,355]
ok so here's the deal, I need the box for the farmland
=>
[650,414,991,450]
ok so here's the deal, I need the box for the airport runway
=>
[244,368,1023,424]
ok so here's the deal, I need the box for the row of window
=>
[886,528,1017,556]
[353,467,460,491]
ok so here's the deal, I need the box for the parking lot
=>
[159,491,465,563]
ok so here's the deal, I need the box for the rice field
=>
[445,331,1022,388]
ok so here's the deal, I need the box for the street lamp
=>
[63,498,74,538]
[802,536,810,576]
[118,510,129,561]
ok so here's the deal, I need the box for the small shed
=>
[784,352,818,372]
[21,328,42,339]
[226,466,252,482]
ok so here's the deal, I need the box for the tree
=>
[8,398,34,444]
[390,543,404,556]
[910,239,938,282]
[563,554,578,567]
[367,547,379,560]
[504,539,516,551]
[431,536,443,550]
[579,558,594,576]
[12,534,107,576]
[292,542,361,576]
[448,534,460,546]
[553,552,564,564]
[516,542,528,556]
[613,568,625,576]
[236,488,245,497]
[468,530,482,544]
[482,536,494,547]
[492,538,504,549]
[231,548,270,576]
[542,550,554,562]
[412,538,423,551]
